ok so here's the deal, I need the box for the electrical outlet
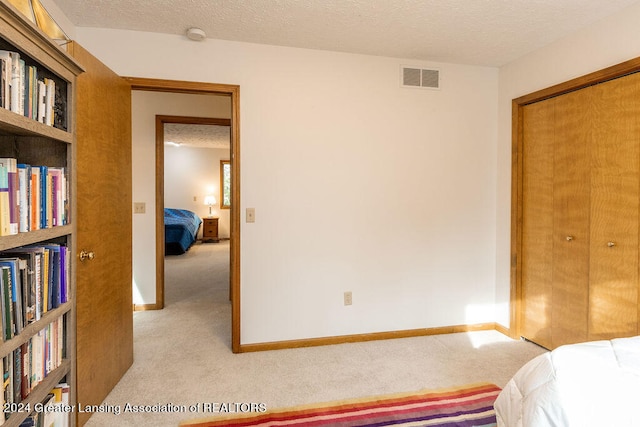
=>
[344,291,352,306]
[133,202,145,214]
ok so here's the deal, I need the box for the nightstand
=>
[202,217,220,243]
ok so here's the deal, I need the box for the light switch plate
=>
[246,208,256,223]
[344,291,353,306]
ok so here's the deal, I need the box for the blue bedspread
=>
[164,208,202,255]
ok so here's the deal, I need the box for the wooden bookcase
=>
[0,2,82,426]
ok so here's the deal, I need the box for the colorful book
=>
[0,159,10,236]
[38,165,48,229]
[1,267,13,341]
[0,259,23,336]
[0,158,19,235]
[31,167,40,231]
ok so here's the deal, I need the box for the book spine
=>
[0,159,10,236]
[17,164,30,233]
[5,159,18,235]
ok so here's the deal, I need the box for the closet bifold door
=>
[587,73,640,341]
[521,71,640,350]
[551,87,591,348]
[521,97,556,350]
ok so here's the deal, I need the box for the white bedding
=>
[495,336,640,427]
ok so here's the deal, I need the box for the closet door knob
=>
[607,241,616,248]
[566,235,573,241]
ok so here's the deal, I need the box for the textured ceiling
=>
[164,123,230,149]
[52,0,639,66]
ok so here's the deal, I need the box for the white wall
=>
[131,91,230,304]
[76,28,499,345]
[165,145,231,239]
[494,2,640,327]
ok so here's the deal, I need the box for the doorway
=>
[126,78,241,353]
[160,114,231,291]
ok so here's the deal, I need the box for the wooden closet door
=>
[521,97,556,349]
[551,87,591,347]
[588,73,640,341]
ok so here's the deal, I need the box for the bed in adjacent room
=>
[164,208,202,255]
[495,336,640,427]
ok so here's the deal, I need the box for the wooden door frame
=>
[124,77,241,353]
[156,114,231,296]
[510,57,640,340]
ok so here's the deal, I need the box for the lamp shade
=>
[204,195,216,206]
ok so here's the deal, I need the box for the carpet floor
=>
[84,241,547,427]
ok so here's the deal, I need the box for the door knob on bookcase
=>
[79,250,95,261]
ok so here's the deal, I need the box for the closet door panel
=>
[521,98,556,349]
[551,88,591,347]
[588,74,640,340]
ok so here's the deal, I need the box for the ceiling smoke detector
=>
[186,27,206,41]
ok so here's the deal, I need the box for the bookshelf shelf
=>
[0,225,71,251]
[0,301,71,356]
[0,108,73,143]
[0,1,81,426]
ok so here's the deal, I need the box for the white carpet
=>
[84,241,546,427]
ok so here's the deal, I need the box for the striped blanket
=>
[180,383,500,427]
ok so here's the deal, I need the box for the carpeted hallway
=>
[84,240,546,427]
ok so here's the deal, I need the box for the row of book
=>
[0,49,60,129]
[0,158,68,236]
[1,244,69,342]
[2,318,64,411]
[15,383,70,426]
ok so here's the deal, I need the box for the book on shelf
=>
[12,345,20,404]
[0,158,19,236]
[0,159,10,236]
[12,382,69,427]
[0,51,13,112]
[38,165,47,230]
[8,52,21,115]
[0,49,63,130]
[17,164,30,233]
[0,258,24,339]
[23,65,33,119]
[0,318,63,406]
[0,266,14,342]
[30,167,40,232]
[44,79,54,127]
[2,354,11,424]
[0,58,7,110]
[3,246,44,325]
[0,159,67,235]
[0,245,68,342]
[0,340,65,426]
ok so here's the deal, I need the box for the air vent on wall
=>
[401,66,440,90]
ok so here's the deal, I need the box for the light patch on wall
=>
[465,303,495,327]
[132,278,143,305]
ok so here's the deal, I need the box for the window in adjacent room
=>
[220,160,231,209]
